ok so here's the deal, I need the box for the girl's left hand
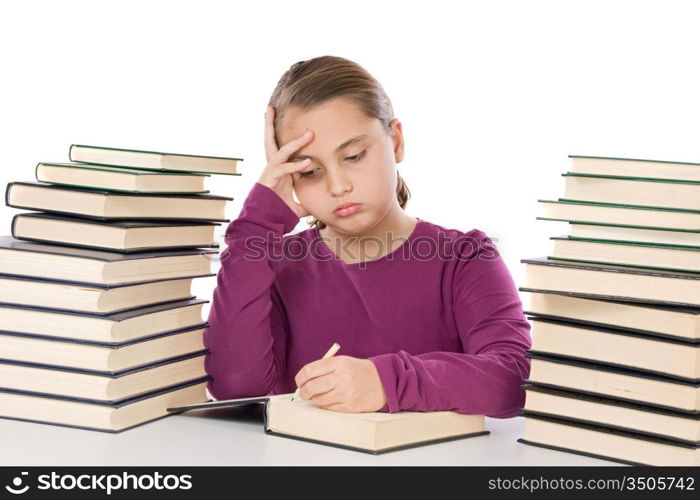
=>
[295,355,387,412]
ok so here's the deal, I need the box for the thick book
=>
[0,274,203,314]
[569,155,700,182]
[522,256,700,307]
[0,299,207,343]
[529,316,699,381]
[167,394,489,454]
[0,351,207,402]
[35,162,209,194]
[525,352,700,414]
[568,222,700,248]
[12,213,219,253]
[550,235,700,273]
[537,198,700,231]
[519,413,699,466]
[0,377,209,432]
[563,172,700,211]
[522,289,700,342]
[5,182,232,222]
[0,236,216,285]
[69,144,242,176]
[522,384,700,445]
[0,324,206,372]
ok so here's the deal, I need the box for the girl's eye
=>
[299,168,319,179]
[346,150,366,162]
[298,150,366,179]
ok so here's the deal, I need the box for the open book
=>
[167,394,488,454]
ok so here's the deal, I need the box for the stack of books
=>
[518,155,700,466]
[0,144,241,432]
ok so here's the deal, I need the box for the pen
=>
[291,342,341,402]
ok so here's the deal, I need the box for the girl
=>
[203,55,531,417]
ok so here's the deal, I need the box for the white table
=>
[0,406,619,466]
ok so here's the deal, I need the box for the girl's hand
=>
[258,106,314,219]
[295,355,387,413]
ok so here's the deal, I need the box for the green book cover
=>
[36,162,209,176]
[547,254,700,275]
[539,198,700,214]
[569,154,700,167]
[561,220,700,234]
[551,235,700,251]
[69,144,243,176]
[35,162,211,194]
[537,199,700,232]
[563,172,700,185]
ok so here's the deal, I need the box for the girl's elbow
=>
[485,389,526,419]
[204,357,279,400]
[485,358,529,418]
[206,373,277,400]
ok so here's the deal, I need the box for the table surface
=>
[0,406,622,466]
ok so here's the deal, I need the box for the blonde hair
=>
[268,55,411,230]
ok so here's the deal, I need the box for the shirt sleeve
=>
[203,182,299,400]
[368,231,532,418]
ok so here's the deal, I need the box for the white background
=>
[2,0,700,307]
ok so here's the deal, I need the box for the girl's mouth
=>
[334,203,362,217]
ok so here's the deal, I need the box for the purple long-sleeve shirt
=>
[203,182,531,418]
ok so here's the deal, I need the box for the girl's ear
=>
[389,118,404,163]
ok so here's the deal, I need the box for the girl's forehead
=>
[278,99,378,142]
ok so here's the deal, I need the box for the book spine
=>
[34,162,41,183]
[263,399,271,432]
[5,182,14,208]
[68,144,76,162]
[10,214,19,238]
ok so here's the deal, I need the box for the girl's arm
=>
[203,182,299,399]
[369,233,532,418]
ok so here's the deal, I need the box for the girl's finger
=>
[273,128,314,164]
[300,374,335,400]
[279,158,311,176]
[263,106,279,162]
[294,356,336,388]
[258,160,310,188]
[310,387,342,408]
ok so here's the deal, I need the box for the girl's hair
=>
[268,55,411,230]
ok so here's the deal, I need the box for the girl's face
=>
[277,97,404,236]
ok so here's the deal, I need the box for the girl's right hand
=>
[258,106,314,219]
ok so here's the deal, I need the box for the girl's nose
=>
[327,170,352,197]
